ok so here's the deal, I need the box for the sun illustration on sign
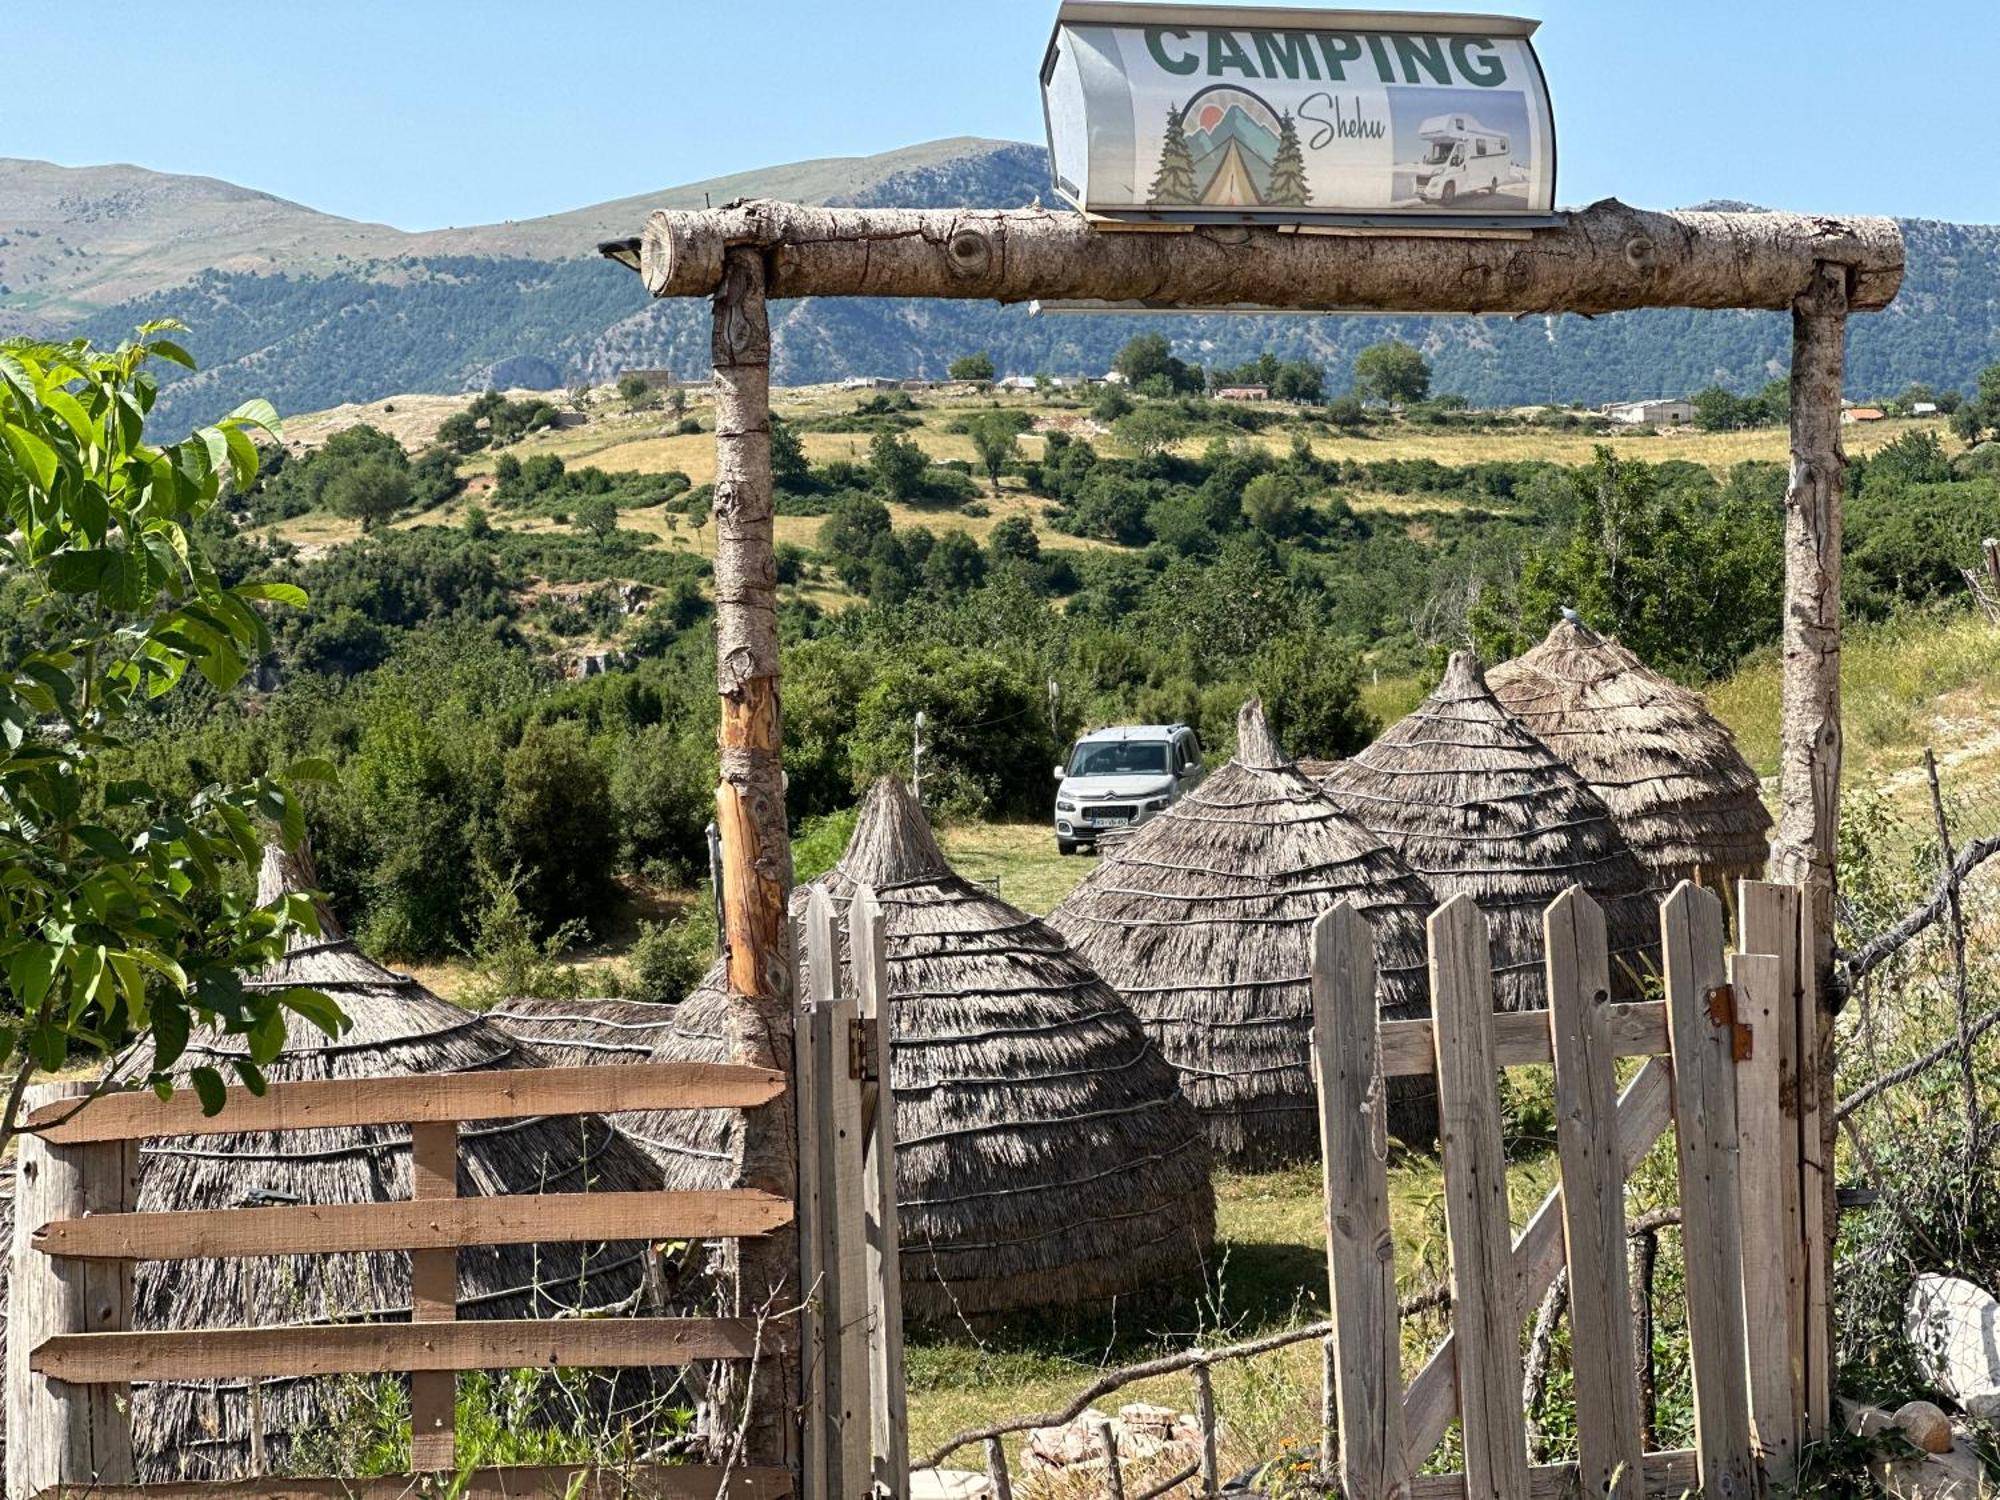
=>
[1148,84,1310,209]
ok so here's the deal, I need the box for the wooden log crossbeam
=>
[617,200,1902,315]
[22,1062,784,1144]
[34,1189,794,1262]
[30,1317,784,1384]
[1379,1000,1666,1076]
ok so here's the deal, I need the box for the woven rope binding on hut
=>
[1315,651,1663,1012]
[1486,617,1772,892]
[1049,700,1441,1169]
[622,777,1215,1324]
[107,844,674,1483]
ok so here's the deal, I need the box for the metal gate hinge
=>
[849,1017,879,1083]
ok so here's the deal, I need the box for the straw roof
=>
[487,995,681,1067]
[114,845,672,1482]
[1315,652,1662,1012]
[1048,701,1441,1168]
[1486,618,1772,891]
[636,777,1216,1323]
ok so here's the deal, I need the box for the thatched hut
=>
[1315,651,1662,1012]
[487,995,681,1067]
[1486,618,1772,891]
[1048,701,1440,1167]
[636,777,1216,1323]
[117,846,671,1482]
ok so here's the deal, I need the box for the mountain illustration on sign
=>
[1150,87,1304,208]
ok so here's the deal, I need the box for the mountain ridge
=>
[5,141,1995,421]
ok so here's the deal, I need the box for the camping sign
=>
[1041,2,1557,227]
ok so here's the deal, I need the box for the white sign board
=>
[1042,2,1557,227]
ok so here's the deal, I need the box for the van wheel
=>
[1441,182,1456,205]
[1057,838,1080,856]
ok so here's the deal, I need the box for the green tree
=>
[1271,360,1324,403]
[965,412,1019,491]
[1115,334,1176,387]
[948,353,996,384]
[325,456,412,530]
[1114,405,1188,458]
[1148,105,1198,205]
[868,429,929,500]
[986,515,1042,570]
[1250,631,1374,761]
[1950,362,2000,445]
[1691,386,1756,432]
[572,493,618,540]
[1351,340,1431,405]
[0,329,341,1137]
[1242,471,1305,534]
[770,417,810,488]
[497,721,617,929]
[617,373,654,409]
[1268,113,1311,206]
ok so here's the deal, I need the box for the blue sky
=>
[13,1,1994,226]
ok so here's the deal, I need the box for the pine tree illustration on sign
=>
[1268,113,1311,206]
[1149,105,1197,204]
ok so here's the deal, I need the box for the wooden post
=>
[1732,949,1796,1481]
[984,1437,1014,1500]
[853,886,910,1500]
[1542,889,1643,1500]
[7,1081,139,1500]
[1191,1359,1220,1499]
[1093,1414,1126,1500]
[408,1121,459,1470]
[710,240,802,1472]
[1311,904,1410,1500]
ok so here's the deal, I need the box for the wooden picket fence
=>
[1314,878,1827,1500]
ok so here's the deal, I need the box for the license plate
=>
[1089,809,1132,825]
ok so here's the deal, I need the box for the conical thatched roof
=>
[1486,618,1772,891]
[488,995,682,1066]
[636,778,1215,1323]
[1315,652,1662,1012]
[1048,701,1440,1168]
[117,844,671,1482]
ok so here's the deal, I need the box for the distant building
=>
[1603,398,1695,426]
[1912,401,1940,416]
[1216,384,1271,401]
[900,378,940,392]
[996,375,1040,392]
[839,376,899,391]
[1102,370,1129,385]
[1842,407,1886,424]
[617,367,677,391]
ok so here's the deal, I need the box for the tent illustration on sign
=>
[1150,86,1310,208]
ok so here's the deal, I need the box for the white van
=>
[1412,113,1514,206]
[1052,724,1204,854]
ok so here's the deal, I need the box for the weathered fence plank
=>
[31,1465,795,1500]
[1405,1448,1698,1500]
[1731,947,1797,1477]
[35,1189,793,1261]
[1311,903,1410,1500]
[852,885,910,1500]
[31,1318,776,1384]
[1741,879,1808,1432]
[1404,1057,1673,1466]
[793,903,828,1500]
[25,1063,784,1143]
[7,1081,139,1500]
[1661,883,1756,1500]
[1798,896,1833,1440]
[408,1120,458,1470]
[1543,889,1643,1500]
[1428,895,1530,1500]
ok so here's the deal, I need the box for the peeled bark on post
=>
[630,199,1903,315]
[7,1082,140,1499]
[709,243,801,1472]
[1769,259,1848,1444]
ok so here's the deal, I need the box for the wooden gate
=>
[1313,879,1826,1500]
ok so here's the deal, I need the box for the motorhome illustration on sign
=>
[1042,2,1557,226]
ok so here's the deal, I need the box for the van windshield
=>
[1422,140,1456,165]
[1069,742,1169,778]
